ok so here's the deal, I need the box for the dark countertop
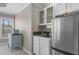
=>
[33,35,51,38]
[33,32,51,38]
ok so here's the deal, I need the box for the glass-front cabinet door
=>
[47,7,53,23]
[39,10,44,24]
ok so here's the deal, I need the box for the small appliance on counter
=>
[8,29,23,51]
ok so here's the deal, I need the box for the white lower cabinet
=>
[33,36,40,55]
[33,36,50,55]
[40,37,50,55]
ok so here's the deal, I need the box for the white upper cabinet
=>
[39,4,53,25]
[39,10,44,24]
[39,9,47,25]
[54,3,79,17]
[46,6,53,23]
[54,3,66,16]
[67,3,79,13]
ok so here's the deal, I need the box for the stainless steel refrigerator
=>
[52,14,79,55]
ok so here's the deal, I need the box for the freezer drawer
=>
[54,50,65,55]
[51,47,74,55]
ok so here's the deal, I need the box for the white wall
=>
[32,4,40,32]
[15,4,40,54]
[15,4,32,54]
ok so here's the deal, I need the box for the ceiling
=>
[0,3,30,15]
[35,3,51,8]
[0,3,51,16]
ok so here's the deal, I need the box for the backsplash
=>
[38,25,51,32]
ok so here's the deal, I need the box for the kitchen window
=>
[0,17,15,37]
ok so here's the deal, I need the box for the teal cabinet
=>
[8,34,23,49]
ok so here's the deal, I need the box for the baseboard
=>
[22,47,32,55]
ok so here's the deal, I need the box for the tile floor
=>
[0,42,28,55]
